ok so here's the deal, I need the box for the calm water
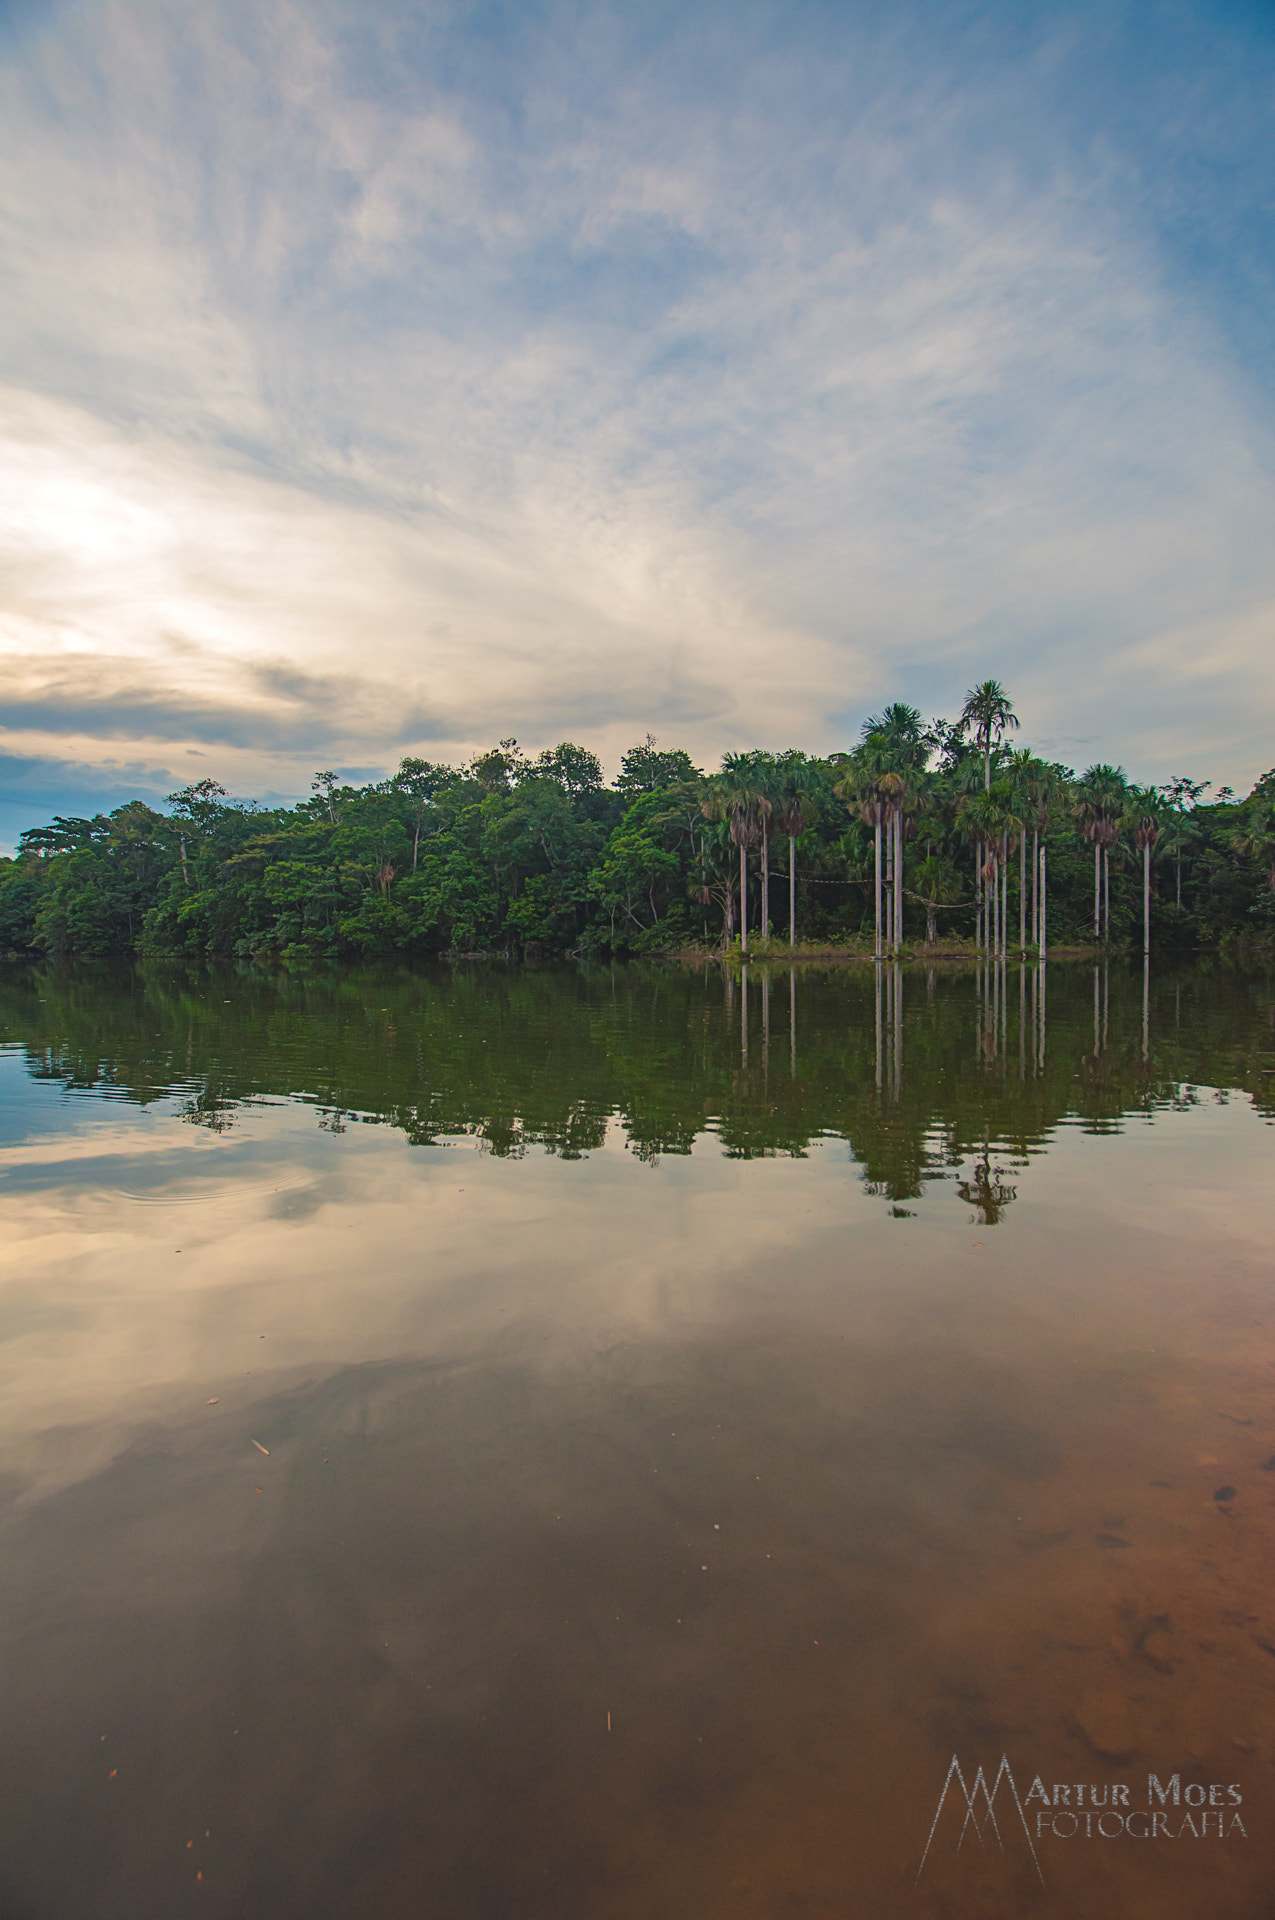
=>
[1,958,1274,1919]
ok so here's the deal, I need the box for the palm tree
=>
[743,752,780,941]
[1130,791,1161,957]
[1078,766,1127,940]
[702,755,770,954]
[959,785,1020,955]
[958,681,1019,791]
[773,751,815,946]
[879,771,910,952]
[1005,750,1053,949]
[854,708,928,952]
[1158,775,1209,908]
[947,746,989,941]
[834,764,886,957]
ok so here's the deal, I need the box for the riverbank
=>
[678,938,1102,967]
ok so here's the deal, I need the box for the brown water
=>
[0,957,1273,1918]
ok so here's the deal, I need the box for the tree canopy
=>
[1,704,1271,962]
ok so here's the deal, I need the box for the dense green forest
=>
[2,684,1273,962]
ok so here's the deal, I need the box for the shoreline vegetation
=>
[677,938,1105,967]
[2,682,1273,966]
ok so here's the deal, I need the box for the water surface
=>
[1,958,1274,1919]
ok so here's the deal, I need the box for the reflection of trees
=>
[956,1156,1018,1225]
[2,962,1273,1209]
[180,1084,237,1132]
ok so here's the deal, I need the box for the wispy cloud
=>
[1,0,1273,844]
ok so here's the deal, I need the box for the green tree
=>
[957,681,1019,791]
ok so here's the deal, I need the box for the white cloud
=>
[1,0,1273,817]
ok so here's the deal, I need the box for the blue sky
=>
[1,0,1273,846]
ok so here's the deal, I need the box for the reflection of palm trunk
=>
[741,964,748,1064]
[789,968,796,1078]
[1039,957,1047,1068]
[1019,964,1025,1079]
[893,963,903,1097]
[1103,963,1109,1050]
[1094,966,1100,1056]
[875,963,883,1090]
[762,971,770,1075]
[1142,955,1149,1061]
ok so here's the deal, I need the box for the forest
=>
[2,684,1273,963]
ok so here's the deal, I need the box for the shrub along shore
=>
[2,689,1272,963]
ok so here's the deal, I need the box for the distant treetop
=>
[616,735,702,793]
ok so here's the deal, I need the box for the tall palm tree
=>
[948,746,989,941]
[834,763,887,957]
[1005,750,1053,949]
[879,770,910,952]
[958,681,1019,791]
[745,752,780,941]
[773,751,815,946]
[1158,775,1209,908]
[702,755,770,953]
[1131,792,1160,957]
[1078,766,1127,940]
[855,709,928,952]
[961,785,1022,956]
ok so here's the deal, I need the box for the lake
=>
[1,956,1273,1919]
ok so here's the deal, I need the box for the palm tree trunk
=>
[1103,848,1110,937]
[1000,843,1006,957]
[1039,844,1047,958]
[1031,829,1039,944]
[1143,841,1151,956]
[789,834,796,946]
[739,842,748,953]
[1094,845,1101,939]
[1176,856,1181,908]
[1019,833,1026,951]
[761,831,770,941]
[894,813,902,950]
[874,823,882,960]
[975,847,982,950]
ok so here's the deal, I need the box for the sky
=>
[1,0,1274,847]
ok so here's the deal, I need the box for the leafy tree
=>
[616,735,701,793]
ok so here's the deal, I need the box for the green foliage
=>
[5,707,1274,959]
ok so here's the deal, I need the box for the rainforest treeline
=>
[2,686,1273,963]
